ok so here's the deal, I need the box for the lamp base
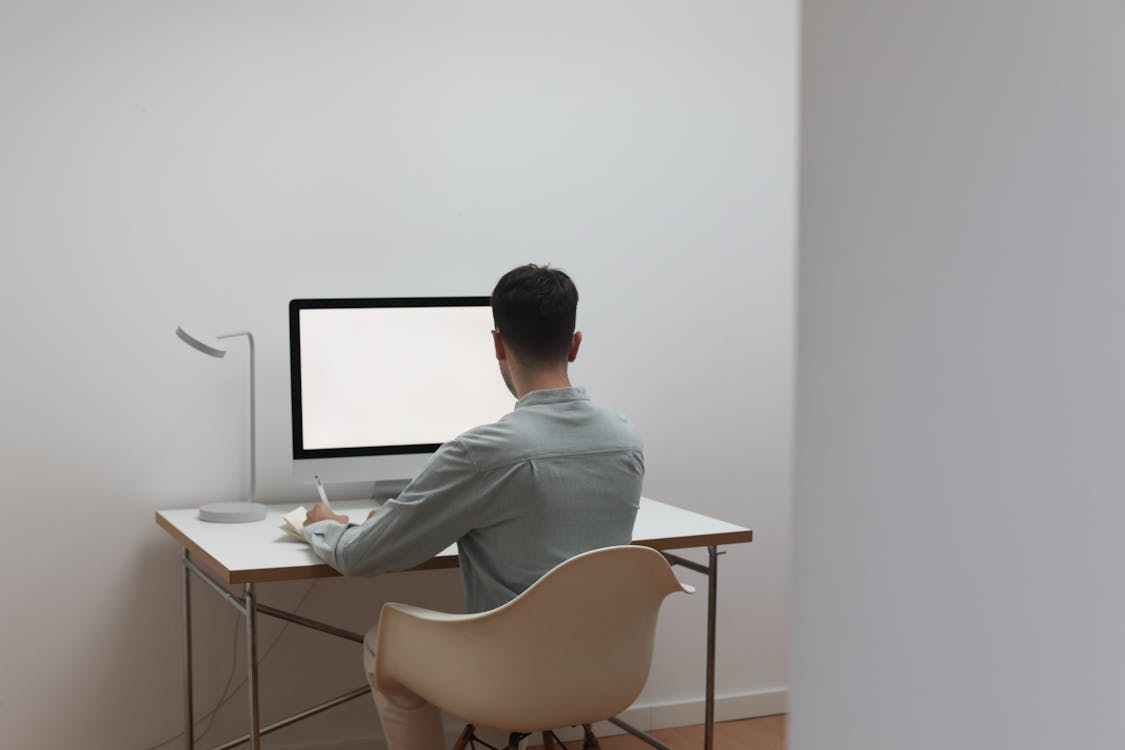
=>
[199,501,269,523]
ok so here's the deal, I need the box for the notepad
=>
[280,507,308,542]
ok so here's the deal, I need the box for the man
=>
[302,264,644,750]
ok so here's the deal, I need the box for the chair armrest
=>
[381,602,489,623]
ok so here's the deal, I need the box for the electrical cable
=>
[140,579,319,750]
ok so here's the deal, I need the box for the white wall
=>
[794,3,1125,749]
[0,2,796,748]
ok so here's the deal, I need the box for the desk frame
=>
[165,512,751,750]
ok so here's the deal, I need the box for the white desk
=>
[156,498,753,750]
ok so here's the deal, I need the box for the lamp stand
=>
[199,331,267,523]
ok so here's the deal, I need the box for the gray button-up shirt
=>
[303,386,644,612]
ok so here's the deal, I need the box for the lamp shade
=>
[176,325,227,358]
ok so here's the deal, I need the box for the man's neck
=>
[512,368,572,400]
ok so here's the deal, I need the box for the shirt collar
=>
[514,386,589,409]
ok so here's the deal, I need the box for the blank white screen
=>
[299,305,514,450]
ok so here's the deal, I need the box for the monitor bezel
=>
[289,296,492,460]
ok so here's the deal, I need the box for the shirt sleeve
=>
[302,438,485,576]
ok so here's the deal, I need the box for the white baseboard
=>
[278,689,787,750]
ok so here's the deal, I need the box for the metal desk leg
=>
[183,550,194,749]
[704,545,719,750]
[245,583,261,750]
[613,547,724,750]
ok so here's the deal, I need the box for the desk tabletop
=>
[156,497,753,584]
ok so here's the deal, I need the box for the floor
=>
[532,716,787,750]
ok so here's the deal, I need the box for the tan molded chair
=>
[373,545,694,749]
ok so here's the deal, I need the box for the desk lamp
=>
[176,324,268,523]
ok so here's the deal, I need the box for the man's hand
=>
[304,503,349,527]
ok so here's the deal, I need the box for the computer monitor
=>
[289,297,515,486]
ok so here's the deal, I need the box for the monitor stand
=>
[372,478,411,503]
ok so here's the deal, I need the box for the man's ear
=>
[567,331,582,363]
[492,330,507,361]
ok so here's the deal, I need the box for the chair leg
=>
[542,731,562,750]
[581,725,601,750]
[453,724,475,750]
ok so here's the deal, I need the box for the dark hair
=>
[491,264,579,365]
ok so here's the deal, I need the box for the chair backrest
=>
[374,545,693,732]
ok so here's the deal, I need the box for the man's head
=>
[491,264,581,396]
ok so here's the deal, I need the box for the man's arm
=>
[303,505,379,525]
[304,505,349,525]
[301,438,485,575]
